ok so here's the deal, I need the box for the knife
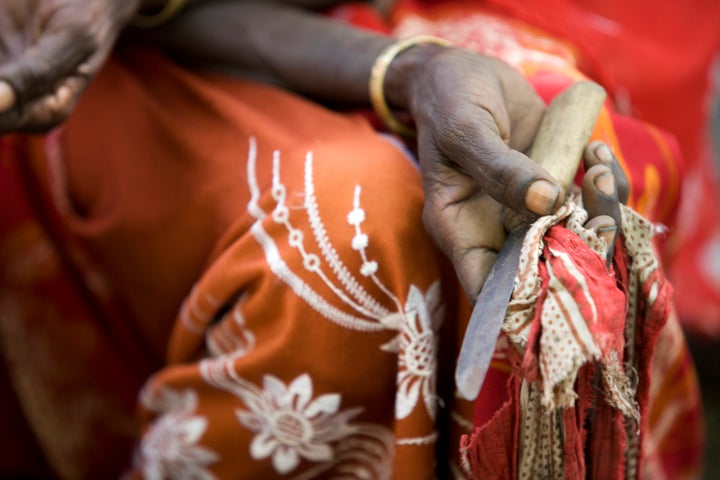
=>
[455,80,607,401]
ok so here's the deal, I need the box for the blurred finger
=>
[0,25,93,112]
[0,81,15,112]
[0,75,86,133]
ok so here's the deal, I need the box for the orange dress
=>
[1,47,463,478]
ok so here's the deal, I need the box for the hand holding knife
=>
[455,80,607,401]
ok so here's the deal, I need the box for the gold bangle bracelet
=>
[369,35,452,137]
[132,0,187,28]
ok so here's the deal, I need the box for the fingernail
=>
[594,171,615,195]
[526,179,560,215]
[596,225,617,236]
[594,143,613,163]
[596,225,617,266]
[597,224,616,248]
[0,81,15,112]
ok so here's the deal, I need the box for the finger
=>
[0,81,15,112]
[582,164,621,262]
[421,173,506,301]
[452,246,498,305]
[423,197,504,303]
[499,63,547,154]
[0,75,86,133]
[585,214,617,262]
[584,141,629,203]
[583,164,621,224]
[0,25,93,113]
[430,107,563,218]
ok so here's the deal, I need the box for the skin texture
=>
[0,0,627,303]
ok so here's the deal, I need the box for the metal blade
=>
[455,227,527,401]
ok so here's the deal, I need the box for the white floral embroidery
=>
[240,374,361,474]
[396,282,443,420]
[137,387,219,480]
[200,356,394,477]
[247,147,386,331]
[247,138,411,329]
[244,137,445,424]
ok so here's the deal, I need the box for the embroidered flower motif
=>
[236,374,362,474]
[138,388,219,480]
[243,138,444,452]
[396,282,443,420]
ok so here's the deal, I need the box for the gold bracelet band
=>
[369,35,452,137]
[132,0,187,28]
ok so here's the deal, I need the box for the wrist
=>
[369,36,452,136]
[383,42,449,110]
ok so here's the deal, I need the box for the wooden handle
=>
[528,81,607,193]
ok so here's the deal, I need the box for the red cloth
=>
[460,203,677,479]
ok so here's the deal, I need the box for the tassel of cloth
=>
[459,198,670,479]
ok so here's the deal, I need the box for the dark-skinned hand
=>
[381,45,628,302]
[422,134,629,303]
[0,0,143,133]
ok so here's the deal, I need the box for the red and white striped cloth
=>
[461,198,672,479]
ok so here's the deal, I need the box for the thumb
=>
[437,113,563,217]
